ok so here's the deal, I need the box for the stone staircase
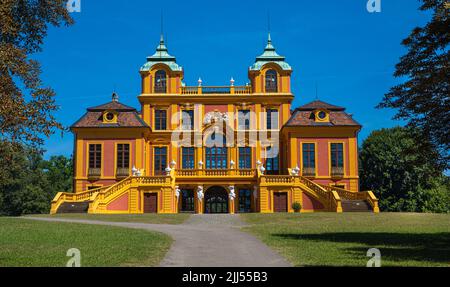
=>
[341,200,372,212]
[56,202,90,214]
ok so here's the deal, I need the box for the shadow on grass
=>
[273,232,450,264]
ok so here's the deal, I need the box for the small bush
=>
[292,202,302,212]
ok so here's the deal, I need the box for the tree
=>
[378,0,449,169]
[0,140,73,216]
[0,0,73,148]
[42,155,73,194]
[360,127,450,213]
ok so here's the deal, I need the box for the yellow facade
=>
[51,34,379,215]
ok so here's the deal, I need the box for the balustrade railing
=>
[88,168,101,179]
[175,169,256,177]
[302,167,316,177]
[116,167,130,178]
[262,175,295,184]
[320,184,379,212]
[331,167,344,177]
[181,85,252,95]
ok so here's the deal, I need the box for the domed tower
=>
[140,35,184,94]
[249,33,292,94]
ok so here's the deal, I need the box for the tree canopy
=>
[378,0,449,169]
[0,140,73,216]
[360,127,449,213]
[0,0,73,147]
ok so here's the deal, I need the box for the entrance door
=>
[144,193,157,213]
[238,189,252,213]
[205,186,229,214]
[181,189,195,213]
[274,192,288,213]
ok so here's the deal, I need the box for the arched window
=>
[205,133,228,170]
[265,70,278,93]
[155,70,167,93]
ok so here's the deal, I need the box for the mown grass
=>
[240,213,450,267]
[0,218,171,267]
[25,213,191,225]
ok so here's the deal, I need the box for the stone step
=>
[57,202,90,214]
[341,200,372,212]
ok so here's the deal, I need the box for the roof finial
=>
[159,10,165,44]
[267,11,272,44]
[315,82,319,100]
[112,91,119,102]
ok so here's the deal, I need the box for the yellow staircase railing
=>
[320,185,380,213]
[297,176,343,212]
[51,174,174,214]
[258,173,343,212]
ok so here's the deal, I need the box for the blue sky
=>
[36,0,430,158]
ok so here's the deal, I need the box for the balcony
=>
[154,86,167,93]
[302,167,316,177]
[181,85,252,95]
[116,167,130,179]
[331,167,344,178]
[175,169,256,178]
[88,168,101,180]
[265,86,278,93]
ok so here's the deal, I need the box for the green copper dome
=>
[250,33,292,71]
[140,35,183,72]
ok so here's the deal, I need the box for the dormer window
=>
[155,70,167,93]
[314,110,330,123]
[102,110,118,124]
[265,70,278,93]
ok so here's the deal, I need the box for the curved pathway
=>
[24,215,291,267]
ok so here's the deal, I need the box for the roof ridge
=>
[87,101,136,112]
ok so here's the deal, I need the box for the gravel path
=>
[23,215,291,267]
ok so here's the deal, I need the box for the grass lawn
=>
[25,213,191,225]
[0,218,171,267]
[240,213,450,267]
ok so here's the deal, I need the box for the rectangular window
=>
[266,155,280,175]
[331,143,344,176]
[88,144,102,169]
[154,147,167,175]
[155,109,167,130]
[117,144,130,169]
[302,143,315,176]
[182,147,195,170]
[239,147,252,169]
[205,147,228,170]
[330,143,344,168]
[238,110,250,130]
[182,110,194,130]
[238,189,252,213]
[266,109,279,130]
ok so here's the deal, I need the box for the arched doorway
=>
[205,186,229,214]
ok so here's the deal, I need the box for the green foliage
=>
[378,0,449,168]
[292,202,302,212]
[360,127,449,213]
[0,141,73,216]
[0,0,73,147]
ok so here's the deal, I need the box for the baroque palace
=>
[51,34,379,214]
